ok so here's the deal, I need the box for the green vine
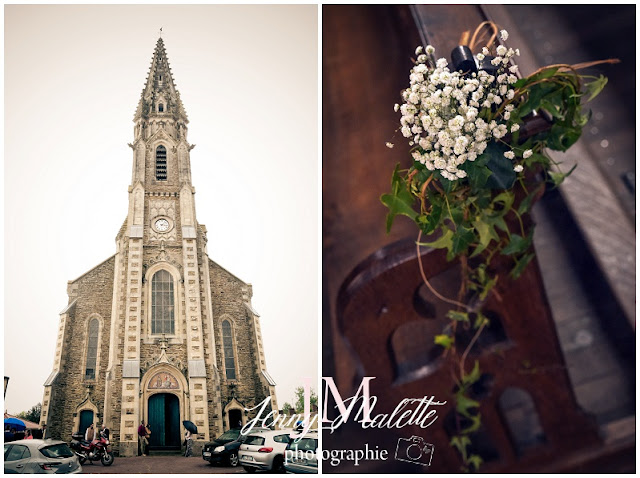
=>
[382,28,614,471]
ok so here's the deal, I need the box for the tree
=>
[294,386,318,413]
[17,403,41,424]
[281,402,293,413]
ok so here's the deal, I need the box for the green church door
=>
[78,410,93,436]
[148,394,180,450]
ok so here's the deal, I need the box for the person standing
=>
[184,430,193,457]
[24,430,33,440]
[41,424,49,439]
[137,421,148,456]
[100,423,110,440]
[85,423,95,442]
[144,423,152,456]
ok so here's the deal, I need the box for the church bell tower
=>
[105,37,219,456]
[42,37,277,457]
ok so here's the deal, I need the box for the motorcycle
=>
[70,431,115,466]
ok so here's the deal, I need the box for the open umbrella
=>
[4,417,26,431]
[182,420,197,434]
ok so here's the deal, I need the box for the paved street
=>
[81,455,247,474]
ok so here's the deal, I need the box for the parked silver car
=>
[239,429,292,472]
[284,431,318,473]
[4,439,82,474]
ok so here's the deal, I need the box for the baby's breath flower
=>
[504,151,515,159]
[395,42,528,182]
[386,142,394,149]
[500,30,509,41]
[436,58,448,69]
[523,149,533,159]
[514,164,523,172]
[510,124,520,132]
[482,47,490,55]
[496,45,507,56]
[394,103,399,112]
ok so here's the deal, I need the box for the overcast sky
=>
[4,5,318,416]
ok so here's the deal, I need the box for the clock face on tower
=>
[154,218,170,232]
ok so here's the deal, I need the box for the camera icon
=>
[394,435,434,466]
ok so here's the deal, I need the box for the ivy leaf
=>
[491,191,515,215]
[526,153,550,167]
[452,226,475,255]
[447,310,470,323]
[450,435,471,456]
[517,184,544,215]
[472,218,499,256]
[501,233,531,256]
[420,227,454,251]
[423,204,442,235]
[461,414,482,435]
[481,142,517,190]
[547,124,582,151]
[463,163,493,190]
[510,252,535,279]
[381,165,417,232]
[575,109,592,127]
[585,74,608,101]
[514,66,559,89]
[486,214,508,233]
[462,361,481,386]
[467,454,484,471]
[381,191,417,232]
[549,164,577,187]
[517,81,558,117]
[434,334,454,349]
[478,275,497,301]
[474,311,490,328]
[455,392,480,418]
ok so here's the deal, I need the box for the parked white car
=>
[284,430,318,473]
[4,439,82,474]
[239,429,292,473]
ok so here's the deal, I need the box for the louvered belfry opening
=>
[156,145,167,180]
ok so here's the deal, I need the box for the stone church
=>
[40,38,278,456]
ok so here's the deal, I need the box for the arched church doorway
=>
[148,393,180,449]
[78,410,93,435]
[229,409,243,429]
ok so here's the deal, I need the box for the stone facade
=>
[40,38,277,456]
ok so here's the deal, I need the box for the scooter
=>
[70,431,115,466]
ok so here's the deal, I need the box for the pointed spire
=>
[134,37,188,123]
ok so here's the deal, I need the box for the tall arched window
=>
[152,270,174,334]
[85,318,99,380]
[156,145,167,180]
[222,320,236,380]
